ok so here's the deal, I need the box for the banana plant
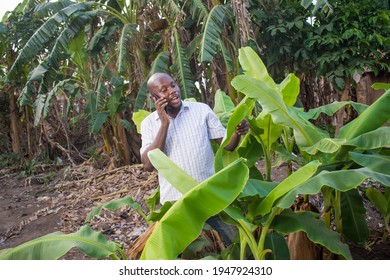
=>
[0,226,126,260]
[231,46,390,250]
[140,149,249,260]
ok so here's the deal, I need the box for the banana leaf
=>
[349,152,390,176]
[279,73,300,106]
[232,75,327,147]
[214,98,255,171]
[301,127,390,156]
[213,89,235,115]
[140,158,249,259]
[277,168,390,210]
[338,89,390,139]
[345,127,390,150]
[237,134,264,168]
[254,112,284,148]
[237,46,277,90]
[341,189,370,242]
[271,209,352,259]
[264,232,290,260]
[301,138,346,155]
[254,160,321,215]
[0,226,122,260]
[296,101,368,120]
[240,179,278,198]
[132,109,151,133]
[117,23,138,74]
[148,149,198,194]
[171,28,197,99]
[366,187,390,219]
[199,5,227,62]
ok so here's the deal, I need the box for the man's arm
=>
[141,96,170,171]
[141,123,169,171]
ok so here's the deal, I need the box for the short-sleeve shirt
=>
[140,101,226,204]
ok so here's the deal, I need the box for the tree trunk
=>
[24,106,33,157]
[9,90,20,154]
[116,113,131,165]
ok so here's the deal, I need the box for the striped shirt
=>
[140,101,226,204]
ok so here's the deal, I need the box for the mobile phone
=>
[150,92,160,100]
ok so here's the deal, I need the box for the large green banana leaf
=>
[213,89,235,126]
[147,149,198,194]
[349,152,390,176]
[341,189,370,242]
[214,98,255,171]
[233,47,328,147]
[0,226,122,260]
[237,46,277,90]
[366,187,390,220]
[338,88,390,139]
[254,160,321,215]
[132,109,151,133]
[277,168,390,209]
[213,89,235,115]
[254,112,284,149]
[117,23,138,74]
[140,158,249,260]
[345,127,390,150]
[232,75,327,147]
[296,101,368,120]
[300,127,390,156]
[278,73,300,106]
[271,209,352,259]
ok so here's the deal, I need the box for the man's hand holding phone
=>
[150,92,170,125]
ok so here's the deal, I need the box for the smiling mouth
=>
[169,95,179,102]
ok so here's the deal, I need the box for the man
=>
[140,72,249,243]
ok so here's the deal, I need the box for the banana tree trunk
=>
[24,106,33,157]
[116,113,131,165]
[9,89,20,153]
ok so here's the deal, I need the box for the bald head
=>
[147,73,173,93]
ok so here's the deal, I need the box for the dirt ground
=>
[0,163,389,260]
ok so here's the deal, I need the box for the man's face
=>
[153,75,182,109]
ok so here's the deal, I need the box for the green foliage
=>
[272,209,351,259]
[251,0,389,88]
[0,226,125,260]
[141,151,249,259]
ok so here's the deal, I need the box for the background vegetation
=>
[0,0,389,260]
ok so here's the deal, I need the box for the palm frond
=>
[219,38,234,72]
[187,0,209,24]
[33,93,47,126]
[8,2,95,79]
[88,18,121,55]
[117,23,138,74]
[32,0,74,17]
[171,29,197,99]
[199,5,228,62]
